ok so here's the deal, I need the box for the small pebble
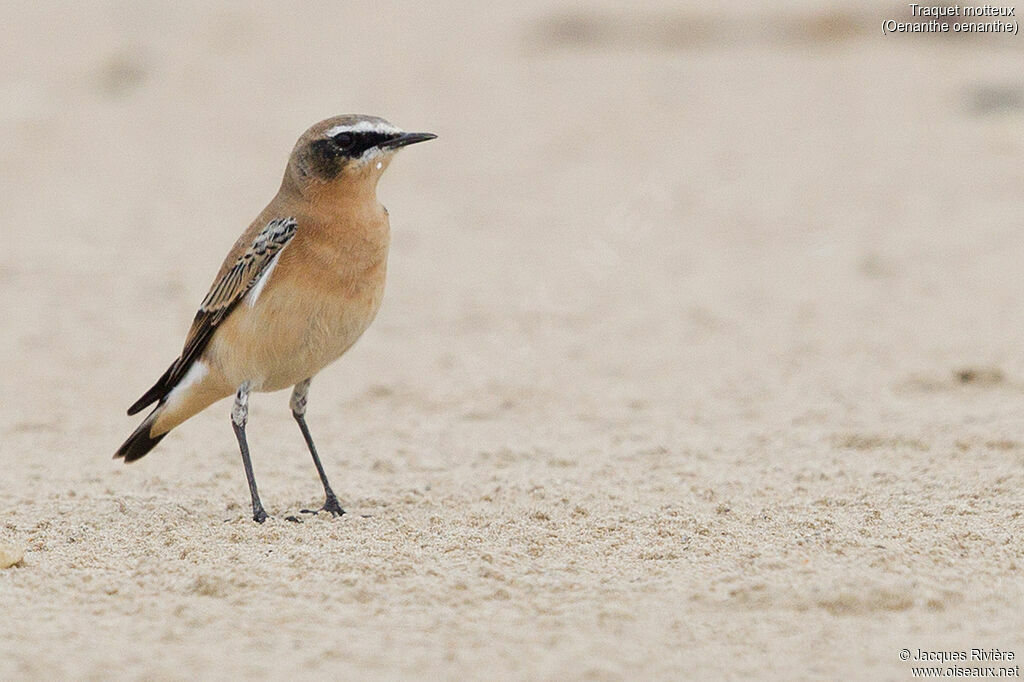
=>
[0,543,25,568]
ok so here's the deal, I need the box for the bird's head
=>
[286,115,435,194]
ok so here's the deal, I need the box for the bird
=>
[114,114,436,523]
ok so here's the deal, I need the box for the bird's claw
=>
[297,496,345,517]
[322,495,346,517]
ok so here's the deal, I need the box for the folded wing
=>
[126,217,298,415]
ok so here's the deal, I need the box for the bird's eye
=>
[332,133,354,149]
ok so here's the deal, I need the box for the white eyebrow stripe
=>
[324,121,402,137]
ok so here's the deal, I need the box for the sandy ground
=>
[2,1,1024,679]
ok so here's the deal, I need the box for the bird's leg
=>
[291,379,345,517]
[231,382,268,523]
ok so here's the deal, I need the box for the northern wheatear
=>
[115,115,435,523]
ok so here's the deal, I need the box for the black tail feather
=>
[115,407,167,462]
[127,363,175,416]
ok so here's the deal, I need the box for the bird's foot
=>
[299,494,346,517]
[322,494,346,517]
[252,506,269,524]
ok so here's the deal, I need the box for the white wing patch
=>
[199,217,297,314]
[246,251,281,307]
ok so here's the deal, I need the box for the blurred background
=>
[3,1,1024,417]
[2,1,1023,678]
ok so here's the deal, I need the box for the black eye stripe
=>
[330,131,394,155]
[309,129,398,178]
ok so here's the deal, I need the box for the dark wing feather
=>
[126,217,297,415]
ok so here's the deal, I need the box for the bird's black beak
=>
[379,132,437,149]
